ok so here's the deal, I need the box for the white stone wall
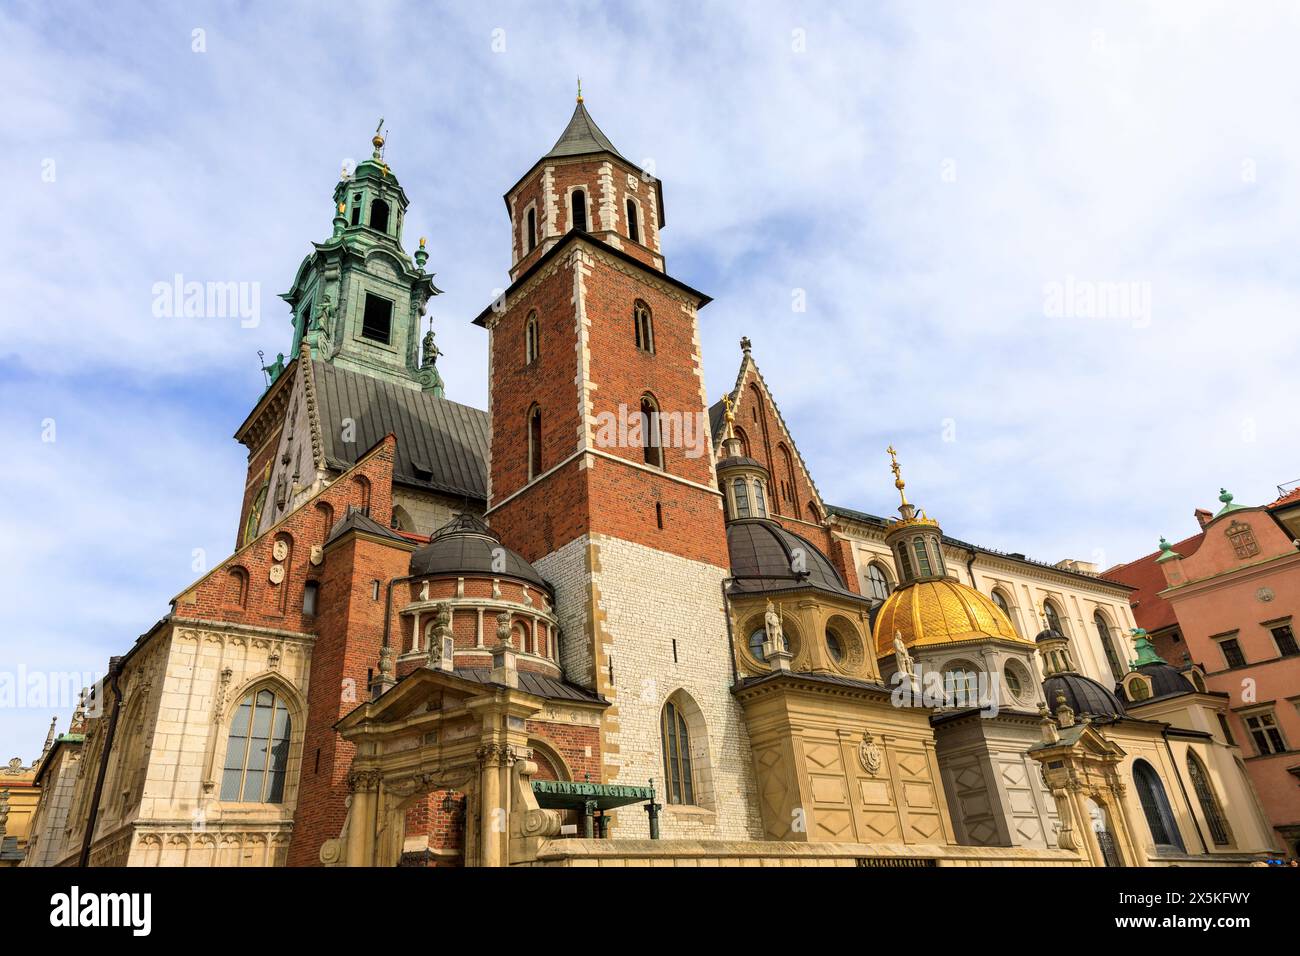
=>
[393,487,472,537]
[540,532,763,841]
[21,747,82,867]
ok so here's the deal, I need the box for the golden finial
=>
[337,201,346,214]
[722,391,735,426]
[419,237,427,249]
[886,445,909,508]
[372,116,385,151]
[577,76,583,104]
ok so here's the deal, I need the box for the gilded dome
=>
[872,579,1030,657]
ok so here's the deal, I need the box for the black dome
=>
[717,454,767,472]
[409,513,547,589]
[1036,627,1066,644]
[725,518,863,601]
[1120,662,1196,703]
[1043,672,1127,719]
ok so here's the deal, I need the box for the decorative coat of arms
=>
[858,731,882,775]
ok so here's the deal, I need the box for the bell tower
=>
[473,93,761,840]
[280,123,445,394]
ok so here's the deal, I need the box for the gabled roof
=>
[1106,529,1206,633]
[544,101,624,161]
[326,506,408,546]
[313,360,489,501]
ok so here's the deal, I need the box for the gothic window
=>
[1095,611,1125,683]
[221,688,292,803]
[1132,759,1185,851]
[1186,753,1231,846]
[752,479,767,517]
[302,580,319,616]
[912,537,933,577]
[370,197,390,233]
[1243,710,1286,755]
[732,477,751,519]
[661,699,695,805]
[1224,520,1259,559]
[526,207,537,252]
[525,311,540,364]
[626,197,640,242]
[808,501,821,524]
[243,483,268,546]
[866,563,892,601]
[991,589,1017,632]
[361,293,393,344]
[527,405,543,480]
[640,394,663,469]
[733,425,751,458]
[634,301,654,353]
[571,189,588,231]
[896,542,913,582]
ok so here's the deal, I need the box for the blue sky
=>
[2,0,1298,756]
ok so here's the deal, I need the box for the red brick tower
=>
[473,93,761,839]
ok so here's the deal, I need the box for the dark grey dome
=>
[1036,627,1066,644]
[1119,662,1196,703]
[409,513,547,589]
[717,455,767,472]
[726,518,863,601]
[1043,672,1127,719]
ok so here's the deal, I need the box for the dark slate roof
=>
[327,506,408,546]
[708,399,727,441]
[544,102,623,160]
[409,513,547,589]
[1119,661,1196,705]
[455,667,606,704]
[726,518,867,603]
[313,360,489,501]
[1043,672,1127,720]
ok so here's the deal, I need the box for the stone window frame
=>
[1237,704,1288,757]
[212,673,307,810]
[659,690,715,812]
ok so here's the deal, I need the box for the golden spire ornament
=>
[577,76,583,104]
[886,445,909,508]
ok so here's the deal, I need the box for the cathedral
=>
[19,96,1282,868]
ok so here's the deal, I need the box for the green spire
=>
[1155,535,1181,563]
[1214,487,1246,518]
[1129,627,1165,668]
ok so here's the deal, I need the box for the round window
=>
[825,628,843,664]
[749,627,789,662]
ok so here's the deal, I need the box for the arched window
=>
[220,688,292,803]
[912,537,933,577]
[991,589,1017,632]
[370,197,390,233]
[525,311,540,364]
[896,541,914,582]
[732,477,751,519]
[634,301,654,353]
[661,699,695,805]
[225,567,249,608]
[640,394,663,469]
[526,207,537,252]
[1044,600,1066,636]
[302,580,319,616]
[752,479,767,517]
[1186,752,1231,846]
[943,663,980,706]
[778,445,798,516]
[626,197,640,242]
[527,405,543,480]
[733,425,751,458]
[571,189,587,231]
[1095,611,1125,683]
[351,475,372,515]
[808,501,821,524]
[1132,759,1185,851]
[866,563,892,601]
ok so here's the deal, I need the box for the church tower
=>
[474,93,761,839]
[280,124,445,395]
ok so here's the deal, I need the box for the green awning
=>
[531,780,654,811]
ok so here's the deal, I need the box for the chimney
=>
[1194,508,1212,529]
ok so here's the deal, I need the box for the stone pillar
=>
[478,746,503,868]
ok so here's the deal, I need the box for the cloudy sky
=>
[2,0,1297,755]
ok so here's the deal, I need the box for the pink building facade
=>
[1113,489,1300,856]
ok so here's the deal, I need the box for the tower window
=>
[732,477,751,519]
[361,293,393,344]
[626,198,640,242]
[912,537,933,577]
[370,197,390,233]
[302,580,319,616]
[634,301,655,353]
[640,394,663,469]
[350,192,362,226]
[752,479,767,517]
[525,311,540,364]
[526,207,537,252]
[571,189,588,231]
[527,404,543,480]
[865,563,892,601]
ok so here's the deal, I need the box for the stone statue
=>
[893,630,915,679]
[312,294,332,332]
[496,611,513,646]
[763,599,783,653]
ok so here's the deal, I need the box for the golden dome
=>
[873,578,1030,657]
